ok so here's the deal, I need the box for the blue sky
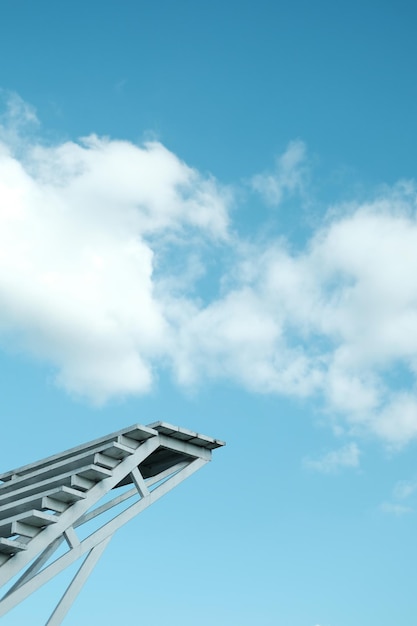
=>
[1,1,417,624]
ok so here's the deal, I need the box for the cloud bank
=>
[1,95,417,448]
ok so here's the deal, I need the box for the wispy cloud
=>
[393,479,417,500]
[380,502,411,516]
[250,139,308,206]
[303,443,360,473]
[381,477,417,515]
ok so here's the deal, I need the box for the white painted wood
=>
[45,537,111,626]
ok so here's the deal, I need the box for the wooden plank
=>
[0,486,86,521]
[0,511,57,539]
[0,425,156,483]
[0,538,27,555]
[0,466,109,507]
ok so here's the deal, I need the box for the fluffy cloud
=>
[2,94,417,449]
[0,95,230,402]
[175,187,417,446]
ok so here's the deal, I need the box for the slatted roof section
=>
[0,423,225,551]
[0,422,224,487]
[148,421,225,450]
[0,423,156,485]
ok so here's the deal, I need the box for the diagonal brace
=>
[0,457,207,618]
[45,537,111,626]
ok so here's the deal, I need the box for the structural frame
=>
[0,421,224,625]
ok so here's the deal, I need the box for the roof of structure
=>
[0,422,225,484]
[0,421,224,623]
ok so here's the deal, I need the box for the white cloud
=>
[250,139,307,206]
[380,502,411,516]
[0,95,230,403]
[303,443,360,473]
[169,185,417,446]
[380,477,417,515]
[2,95,417,449]
[393,479,417,500]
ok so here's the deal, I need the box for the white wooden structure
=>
[0,422,224,624]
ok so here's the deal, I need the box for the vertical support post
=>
[130,467,149,498]
[45,537,111,626]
